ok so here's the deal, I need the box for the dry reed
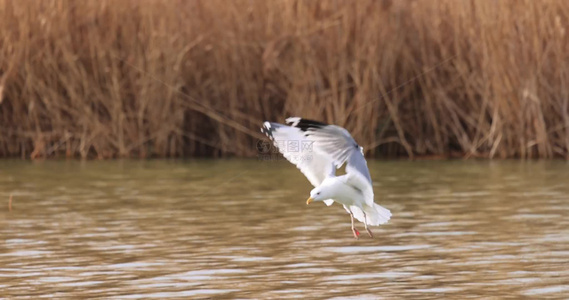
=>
[0,0,568,159]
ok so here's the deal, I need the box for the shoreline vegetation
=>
[1,0,569,159]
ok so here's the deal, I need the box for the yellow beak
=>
[306,197,314,205]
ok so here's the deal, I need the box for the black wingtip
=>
[286,117,329,132]
[261,122,276,141]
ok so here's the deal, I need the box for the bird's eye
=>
[317,192,320,195]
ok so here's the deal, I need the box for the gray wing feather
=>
[305,125,371,184]
[262,121,336,206]
[346,150,372,184]
[288,119,375,206]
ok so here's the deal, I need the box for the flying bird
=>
[261,117,391,239]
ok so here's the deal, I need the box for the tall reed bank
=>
[1,0,568,159]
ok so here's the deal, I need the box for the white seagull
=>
[261,117,391,239]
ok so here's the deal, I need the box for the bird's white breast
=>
[325,176,363,207]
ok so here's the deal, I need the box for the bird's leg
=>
[363,212,374,238]
[349,211,360,239]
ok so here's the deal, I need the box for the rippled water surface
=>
[1,159,569,299]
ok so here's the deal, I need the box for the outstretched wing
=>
[286,117,374,206]
[261,121,335,206]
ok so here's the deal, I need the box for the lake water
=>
[1,159,568,299]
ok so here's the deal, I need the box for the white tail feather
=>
[350,204,391,226]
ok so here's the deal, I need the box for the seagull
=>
[261,117,391,239]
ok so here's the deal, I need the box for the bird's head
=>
[306,186,328,205]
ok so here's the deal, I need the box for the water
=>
[1,159,568,299]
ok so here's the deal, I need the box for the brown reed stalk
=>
[0,0,568,159]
